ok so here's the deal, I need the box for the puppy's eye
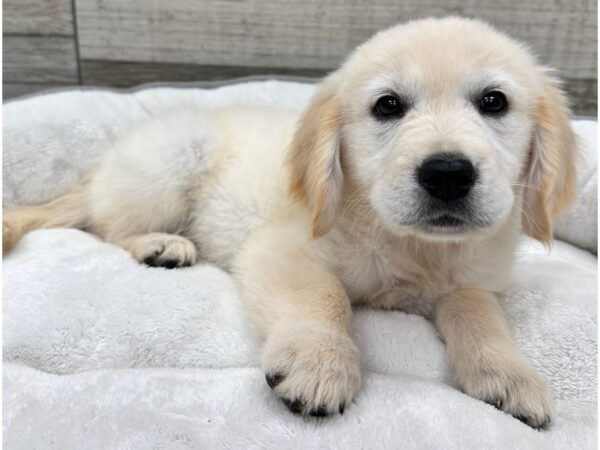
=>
[479,91,508,115]
[373,95,405,119]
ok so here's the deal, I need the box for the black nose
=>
[417,155,476,202]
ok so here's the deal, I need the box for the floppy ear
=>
[522,73,578,244]
[288,75,344,238]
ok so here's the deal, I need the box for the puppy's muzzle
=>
[417,153,477,202]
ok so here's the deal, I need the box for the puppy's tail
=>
[3,178,91,255]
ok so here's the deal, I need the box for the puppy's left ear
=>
[288,74,344,238]
[522,73,578,244]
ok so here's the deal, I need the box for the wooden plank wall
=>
[3,0,598,116]
[3,0,79,97]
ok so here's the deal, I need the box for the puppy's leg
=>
[85,110,220,265]
[4,109,216,264]
[235,228,360,417]
[435,288,553,428]
[90,163,200,268]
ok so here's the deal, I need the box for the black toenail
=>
[536,416,551,430]
[283,398,304,414]
[524,415,551,430]
[162,259,179,269]
[515,415,531,426]
[484,398,503,410]
[339,403,345,414]
[143,256,157,267]
[265,372,285,389]
[309,405,328,417]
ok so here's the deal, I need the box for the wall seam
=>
[70,0,83,84]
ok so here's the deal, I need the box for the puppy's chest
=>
[317,238,465,317]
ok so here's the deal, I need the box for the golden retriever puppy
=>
[3,17,576,428]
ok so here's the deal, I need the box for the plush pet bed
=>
[3,79,598,449]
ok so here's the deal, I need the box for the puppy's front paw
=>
[461,358,554,429]
[263,322,361,417]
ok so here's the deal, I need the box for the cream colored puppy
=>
[4,17,576,428]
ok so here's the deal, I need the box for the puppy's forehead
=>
[345,18,537,97]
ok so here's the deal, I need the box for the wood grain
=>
[76,0,597,78]
[3,0,73,35]
[3,35,78,84]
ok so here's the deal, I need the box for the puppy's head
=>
[289,17,577,243]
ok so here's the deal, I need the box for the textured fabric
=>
[3,81,598,449]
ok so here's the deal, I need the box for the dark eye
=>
[373,95,405,119]
[479,91,508,115]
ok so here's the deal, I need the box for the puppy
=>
[3,17,576,428]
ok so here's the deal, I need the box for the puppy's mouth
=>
[420,214,469,234]
[415,207,494,237]
[427,214,465,228]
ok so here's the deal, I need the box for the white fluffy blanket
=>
[3,80,598,449]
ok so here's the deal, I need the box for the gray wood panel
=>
[3,82,69,100]
[76,0,597,79]
[80,59,327,86]
[3,0,73,35]
[3,35,78,84]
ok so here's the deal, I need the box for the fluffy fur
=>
[3,17,577,428]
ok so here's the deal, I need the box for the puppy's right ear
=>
[521,72,578,244]
[288,74,344,239]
